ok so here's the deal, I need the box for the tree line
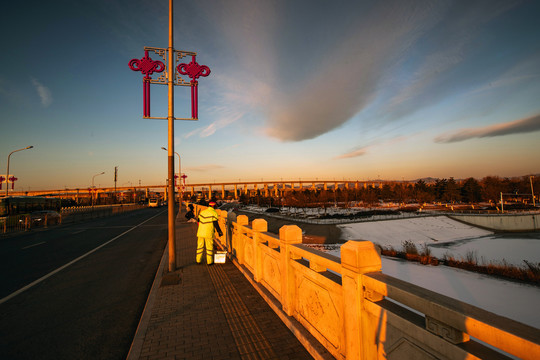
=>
[237,175,538,208]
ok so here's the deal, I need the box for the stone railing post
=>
[279,225,302,316]
[235,215,249,264]
[252,219,267,282]
[340,241,382,360]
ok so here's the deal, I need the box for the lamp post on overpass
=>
[91,172,105,206]
[161,147,181,202]
[5,145,33,197]
[531,176,536,207]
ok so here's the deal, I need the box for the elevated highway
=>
[8,179,415,200]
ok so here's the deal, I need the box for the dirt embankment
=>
[235,210,344,245]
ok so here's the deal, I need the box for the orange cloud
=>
[434,114,540,143]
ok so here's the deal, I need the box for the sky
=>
[1,0,539,191]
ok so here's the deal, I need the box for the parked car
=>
[29,210,61,225]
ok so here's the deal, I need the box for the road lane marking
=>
[22,242,46,250]
[0,210,166,305]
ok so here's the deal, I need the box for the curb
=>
[126,242,169,360]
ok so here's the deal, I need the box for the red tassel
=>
[191,80,198,119]
[144,80,150,117]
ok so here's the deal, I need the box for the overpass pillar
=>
[264,184,268,197]
[191,186,194,196]
[324,182,327,191]
[274,183,278,197]
[244,184,248,195]
[222,184,225,199]
[208,185,212,199]
[234,184,238,199]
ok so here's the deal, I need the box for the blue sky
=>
[1,0,539,191]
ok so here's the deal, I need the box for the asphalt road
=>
[0,207,168,360]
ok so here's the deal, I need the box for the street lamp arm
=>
[92,172,105,187]
[6,146,34,196]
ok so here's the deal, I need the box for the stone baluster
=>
[252,219,267,282]
[340,241,382,360]
[279,225,302,316]
[235,215,249,264]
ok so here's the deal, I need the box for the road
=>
[0,207,168,360]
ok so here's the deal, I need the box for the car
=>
[29,210,61,225]
[149,198,160,208]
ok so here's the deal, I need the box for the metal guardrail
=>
[1,204,145,234]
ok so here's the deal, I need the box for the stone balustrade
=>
[193,204,540,359]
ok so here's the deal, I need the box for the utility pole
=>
[114,166,118,203]
[531,176,536,207]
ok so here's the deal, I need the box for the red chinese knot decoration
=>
[9,176,18,190]
[128,50,165,117]
[128,49,210,119]
[177,56,211,119]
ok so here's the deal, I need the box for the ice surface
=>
[305,216,540,329]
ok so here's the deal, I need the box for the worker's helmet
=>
[209,201,217,207]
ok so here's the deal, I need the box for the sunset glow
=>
[1,0,539,191]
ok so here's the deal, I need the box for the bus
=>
[148,198,160,208]
[0,196,61,217]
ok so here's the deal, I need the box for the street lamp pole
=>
[531,176,536,207]
[166,0,177,272]
[5,146,33,197]
[92,172,105,206]
[128,0,210,273]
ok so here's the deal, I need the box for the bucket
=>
[214,251,227,264]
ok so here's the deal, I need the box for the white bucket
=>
[214,251,227,264]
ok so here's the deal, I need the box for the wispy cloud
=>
[184,110,243,139]
[186,164,225,172]
[334,147,368,160]
[376,1,520,122]
[31,77,52,107]
[335,135,410,159]
[434,114,540,143]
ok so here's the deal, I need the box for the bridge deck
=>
[127,210,316,360]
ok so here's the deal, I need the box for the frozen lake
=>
[307,216,540,329]
[338,216,540,266]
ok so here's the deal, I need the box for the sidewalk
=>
[127,212,317,360]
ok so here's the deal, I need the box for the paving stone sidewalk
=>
[127,212,315,360]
